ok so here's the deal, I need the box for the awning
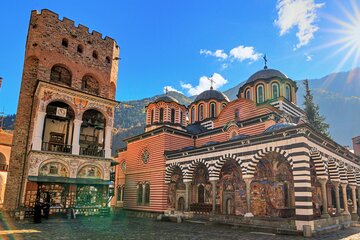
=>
[28,176,111,185]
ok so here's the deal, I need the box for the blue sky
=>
[0,0,359,114]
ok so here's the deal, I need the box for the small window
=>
[159,108,164,123]
[198,104,204,121]
[234,108,240,120]
[117,186,122,201]
[62,38,68,47]
[144,183,150,205]
[151,109,154,124]
[222,103,227,109]
[77,45,83,54]
[245,89,251,99]
[137,184,143,205]
[272,83,280,98]
[92,51,98,59]
[256,85,264,103]
[285,85,291,101]
[121,186,125,201]
[180,110,183,125]
[191,107,195,123]
[210,102,216,118]
[105,56,111,64]
[171,109,175,124]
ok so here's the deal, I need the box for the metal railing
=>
[42,142,72,153]
[80,147,105,157]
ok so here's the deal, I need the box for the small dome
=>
[153,95,179,104]
[246,68,288,84]
[264,123,297,134]
[194,89,229,103]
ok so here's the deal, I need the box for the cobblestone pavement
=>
[1,214,360,240]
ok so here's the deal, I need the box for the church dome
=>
[246,68,288,84]
[194,89,229,103]
[153,95,179,104]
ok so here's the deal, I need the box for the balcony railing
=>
[41,142,72,153]
[80,146,105,157]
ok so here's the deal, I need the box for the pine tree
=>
[303,80,330,137]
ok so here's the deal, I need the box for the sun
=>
[318,0,360,82]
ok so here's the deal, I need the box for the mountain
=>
[3,68,360,153]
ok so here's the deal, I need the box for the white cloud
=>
[180,73,228,96]
[275,0,324,49]
[163,86,183,94]
[304,53,313,61]
[200,45,262,67]
[200,49,228,60]
[229,45,262,62]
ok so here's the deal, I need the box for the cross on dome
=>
[209,75,215,90]
[263,54,268,69]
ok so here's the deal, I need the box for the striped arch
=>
[309,149,328,178]
[212,153,242,180]
[185,159,211,182]
[246,146,292,176]
[347,167,356,186]
[165,163,185,184]
[338,161,348,183]
[327,157,340,182]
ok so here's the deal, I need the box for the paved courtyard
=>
[1,213,360,240]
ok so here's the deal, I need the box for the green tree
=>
[303,80,330,137]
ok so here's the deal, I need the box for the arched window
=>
[77,45,83,54]
[137,183,143,205]
[50,65,72,86]
[191,107,195,124]
[122,186,125,201]
[245,89,251,100]
[81,75,99,95]
[61,38,68,47]
[180,110,183,125]
[198,104,204,121]
[198,185,205,203]
[105,56,111,64]
[171,109,175,124]
[150,109,154,124]
[285,85,291,101]
[144,183,150,205]
[221,103,227,109]
[272,83,280,98]
[159,108,164,123]
[256,84,264,103]
[210,102,216,118]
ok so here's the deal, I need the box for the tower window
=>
[272,83,280,98]
[159,108,164,123]
[151,109,154,124]
[198,104,204,121]
[191,107,195,123]
[105,56,111,64]
[77,45,83,54]
[245,89,251,99]
[285,85,291,101]
[92,51,98,59]
[256,84,264,104]
[171,109,175,124]
[210,102,216,118]
[180,110,183,125]
[62,38,68,47]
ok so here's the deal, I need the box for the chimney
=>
[352,136,360,156]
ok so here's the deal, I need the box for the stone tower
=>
[4,9,119,211]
